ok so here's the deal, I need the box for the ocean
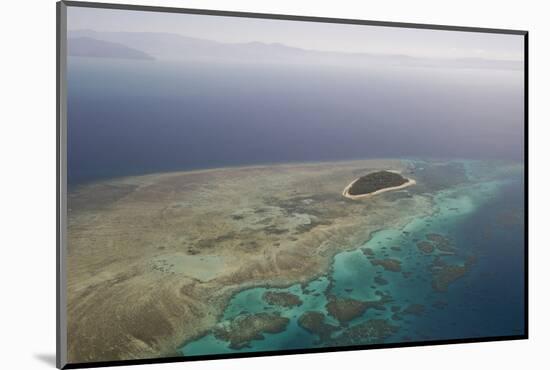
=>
[67,57,523,186]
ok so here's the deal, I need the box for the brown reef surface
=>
[297,311,338,341]
[431,256,476,292]
[263,291,303,308]
[325,294,393,323]
[212,312,289,349]
[416,240,435,254]
[66,159,432,363]
[370,258,402,272]
[327,319,398,346]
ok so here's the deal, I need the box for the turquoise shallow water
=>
[180,160,525,355]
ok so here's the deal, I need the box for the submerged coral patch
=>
[213,312,290,349]
[297,311,338,341]
[328,319,399,346]
[370,258,402,272]
[262,291,303,308]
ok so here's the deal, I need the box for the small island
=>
[342,170,416,200]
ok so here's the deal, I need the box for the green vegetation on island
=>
[347,171,408,196]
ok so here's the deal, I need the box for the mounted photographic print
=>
[57,1,528,368]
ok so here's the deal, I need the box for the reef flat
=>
[179,159,525,356]
[67,159,430,363]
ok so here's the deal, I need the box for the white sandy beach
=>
[342,172,416,200]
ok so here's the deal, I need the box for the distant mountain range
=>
[68,36,154,60]
[67,29,522,70]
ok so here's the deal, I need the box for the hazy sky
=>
[68,6,524,60]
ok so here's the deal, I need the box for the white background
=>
[1,0,547,369]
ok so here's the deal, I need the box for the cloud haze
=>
[67,6,524,61]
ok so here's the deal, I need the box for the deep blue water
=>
[67,58,524,185]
